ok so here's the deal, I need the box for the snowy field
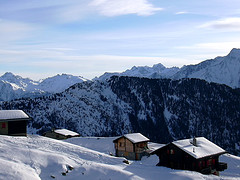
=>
[0,135,239,180]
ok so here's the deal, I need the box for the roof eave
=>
[195,151,227,160]
[0,117,31,122]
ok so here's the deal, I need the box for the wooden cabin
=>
[43,128,80,140]
[152,137,227,175]
[0,110,31,136]
[113,133,150,160]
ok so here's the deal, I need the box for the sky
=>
[1,0,240,80]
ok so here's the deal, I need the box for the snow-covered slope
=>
[96,63,180,81]
[0,73,88,101]
[38,74,88,93]
[0,135,239,180]
[172,48,240,88]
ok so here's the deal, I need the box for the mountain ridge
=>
[96,48,240,88]
[0,72,88,101]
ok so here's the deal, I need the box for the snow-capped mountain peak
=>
[38,73,88,93]
[0,73,89,101]
[227,48,240,59]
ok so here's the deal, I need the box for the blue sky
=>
[1,0,240,80]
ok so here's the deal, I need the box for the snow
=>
[0,135,239,180]
[96,49,240,88]
[0,110,29,120]
[120,133,150,143]
[54,129,79,136]
[172,137,226,159]
[148,142,166,153]
[173,48,240,88]
[96,63,180,81]
[0,73,88,101]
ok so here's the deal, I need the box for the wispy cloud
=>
[90,0,163,16]
[175,11,188,15]
[0,0,162,24]
[199,17,240,31]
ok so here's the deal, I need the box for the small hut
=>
[0,110,31,136]
[152,137,227,175]
[43,128,80,140]
[113,133,150,160]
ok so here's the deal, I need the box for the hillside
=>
[0,135,239,179]
[1,76,240,155]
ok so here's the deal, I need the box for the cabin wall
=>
[115,137,134,152]
[8,120,27,136]
[196,156,220,174]
[0,121,8,135]
[157,144,191,169]
[114,137,148,160]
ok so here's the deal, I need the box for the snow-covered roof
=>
[54,129,79,136]
[0,110,30,121]
[172,137,226,159]
[114,133,149,143]
[147,142,166,153]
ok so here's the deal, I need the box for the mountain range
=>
[0,73,88,101]
[1,48,240,101]
[97,48,240,88]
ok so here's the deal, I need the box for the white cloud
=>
[175,11,188,15]
[0,0,162,24]
[199,17,240,31]
[90,0,162,16]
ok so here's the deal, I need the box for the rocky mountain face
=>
[1,76,240,155]
[97,48,240,88]
[0,73,88,101]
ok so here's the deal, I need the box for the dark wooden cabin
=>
[113,133,150,160]
[43,128,80,140]
[152,137,227,175]
[0,110,31,136]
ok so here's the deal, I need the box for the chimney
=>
[193,137,197,146]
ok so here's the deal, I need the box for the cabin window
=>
[212,159,216,165]
[170,149,175,154]
[119,142,124,147]
[1,122,6,129]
